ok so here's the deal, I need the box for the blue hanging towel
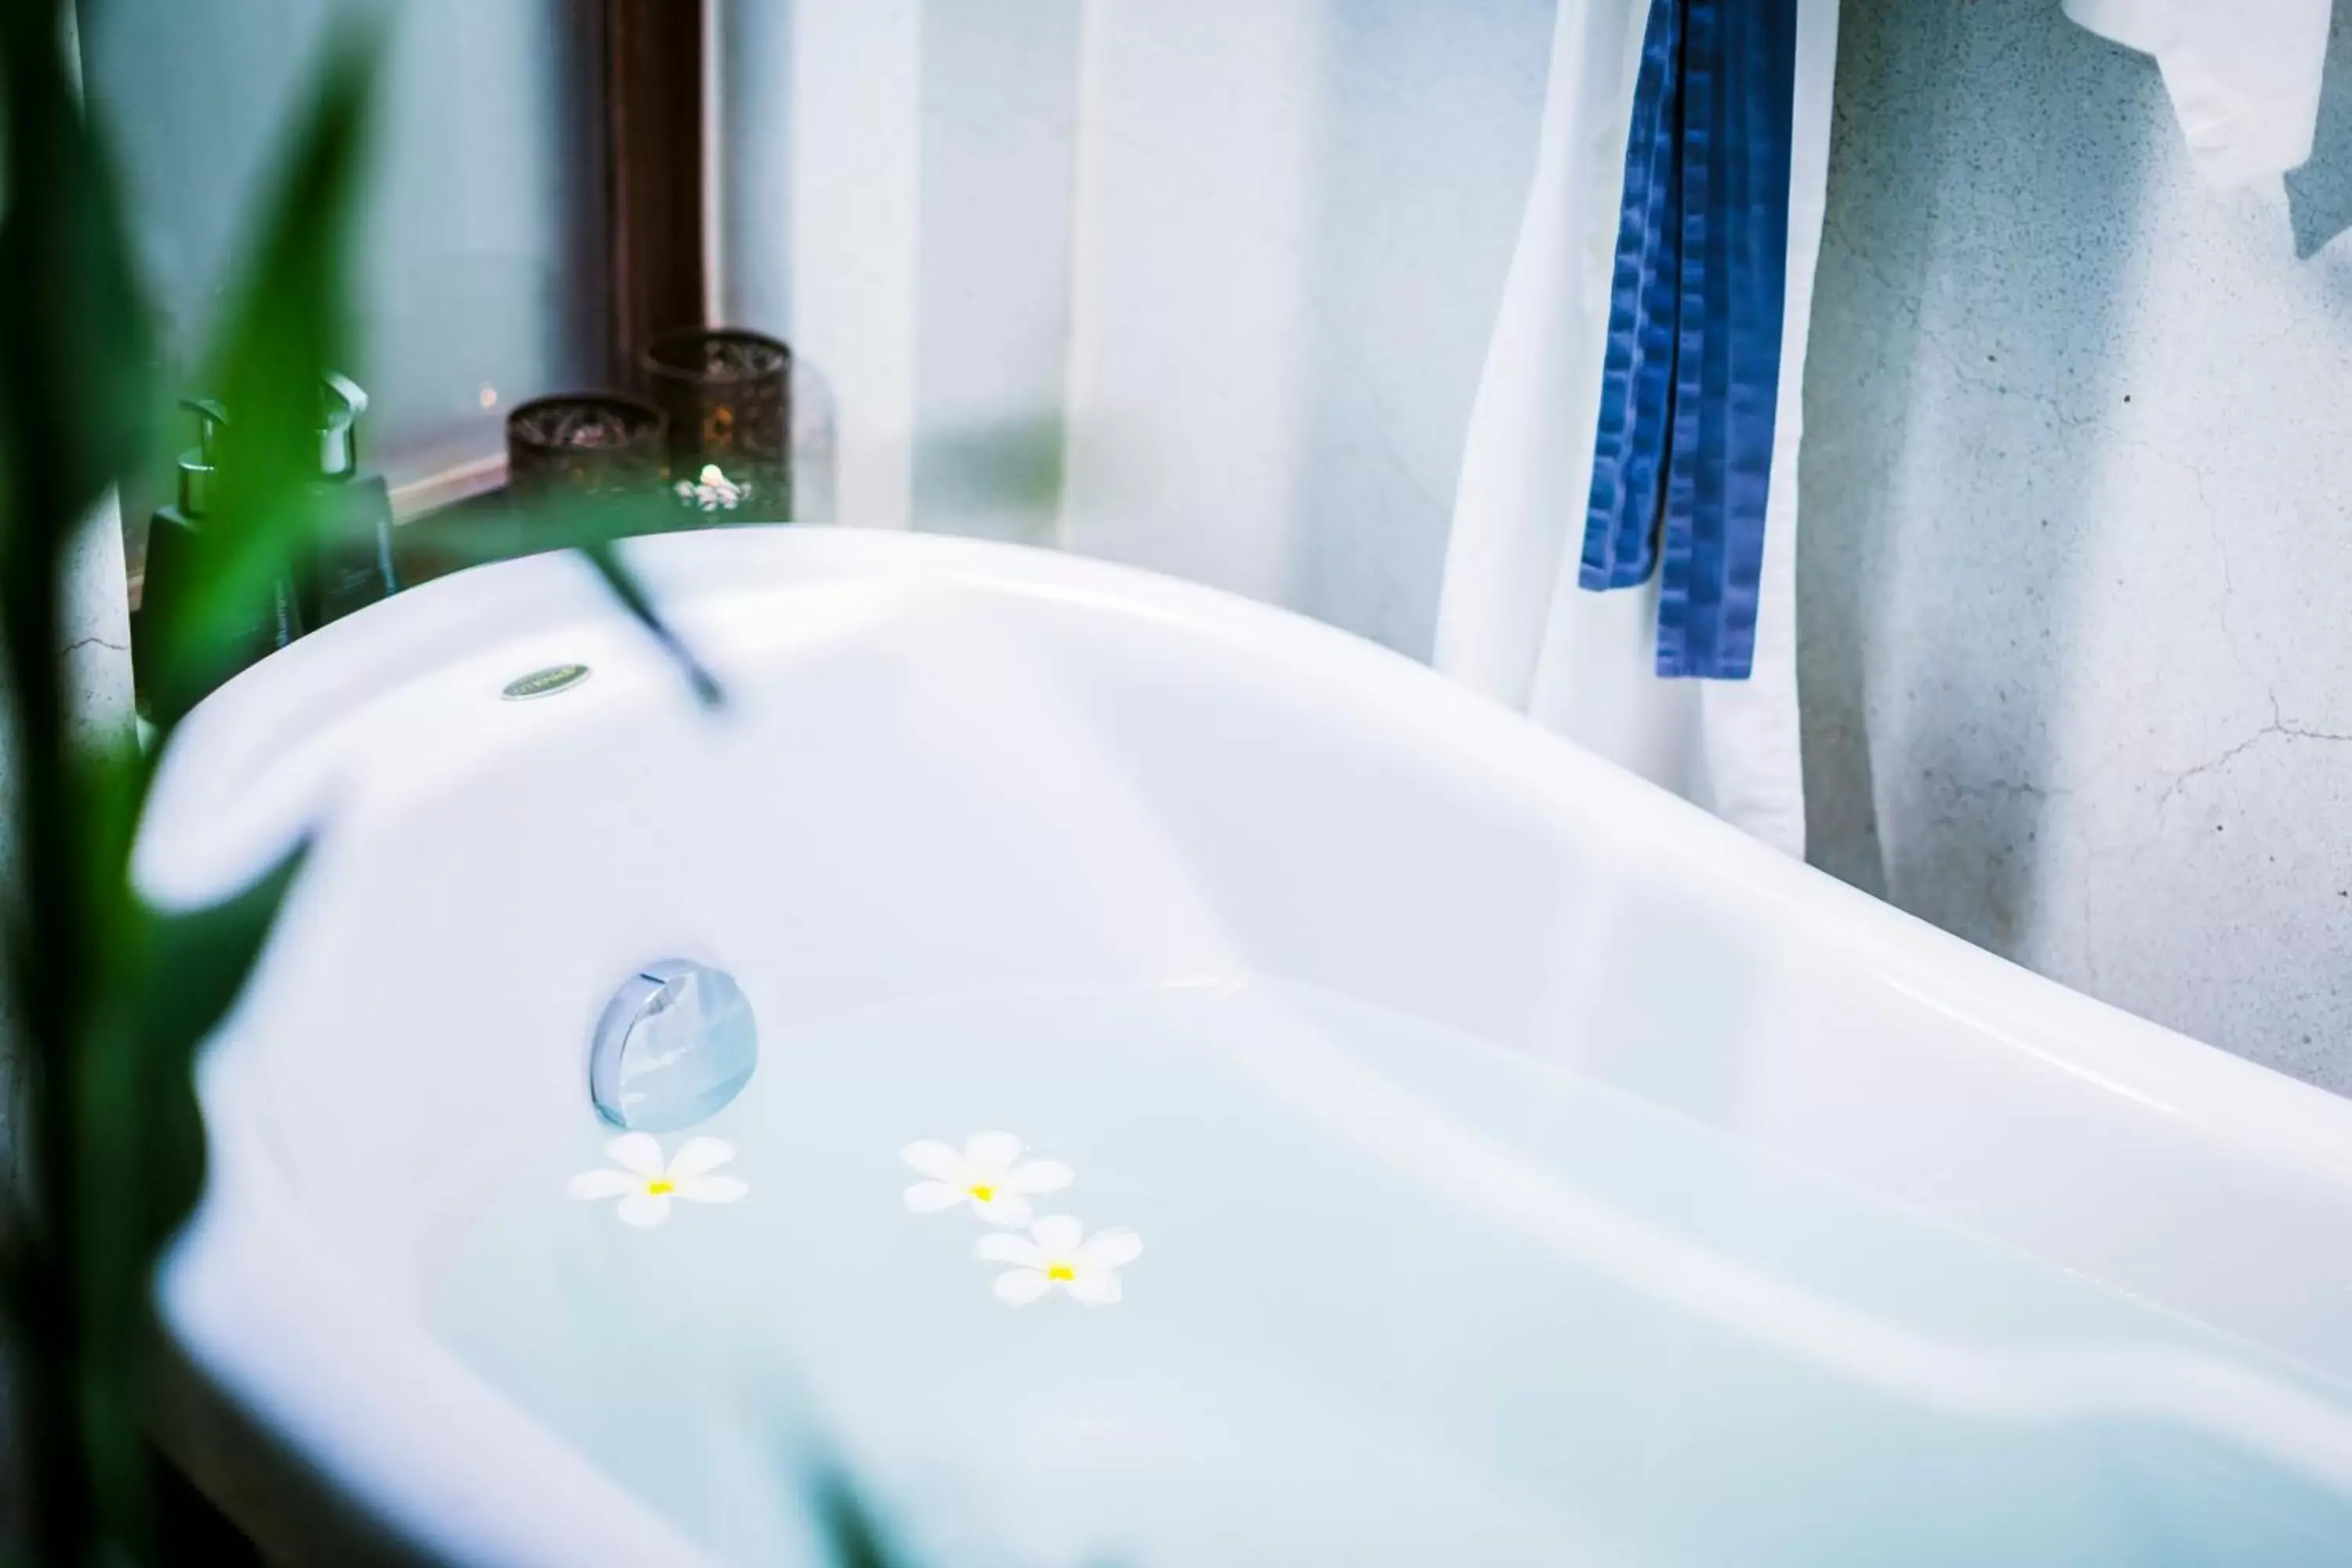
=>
[1580,0,1682,592]
[1576,0,1801,681]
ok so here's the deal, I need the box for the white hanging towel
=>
[1433,0,1840,858]
[2066,0,2332,186]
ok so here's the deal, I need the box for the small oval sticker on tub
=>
[502,662,591,701]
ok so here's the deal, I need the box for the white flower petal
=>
[904,1181,965,1214]
[973,1192,1036,1227]
[1065,1272,1123,1307]
[666,1137,736,1181]
[901,1140,963,1181]
[615,1191,671,1227]
[1029,1214,1085,1255]
[566,1169,636,1200]
[676,1174,747,1204]
[605,1132,666,1178]
[964,1131,1024,1178]
[975,1232,1044,1267]
[1077,1228,1142,1270]
[993,1269,1052,1306]
[1004,1159,1073,1196]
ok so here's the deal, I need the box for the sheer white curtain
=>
[725,0,1834,848]
[724,0,1551,659]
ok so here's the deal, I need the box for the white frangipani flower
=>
[673,463,750,512]
[902,1131,1072,1226]
[567,1133,747,1226]
[976,1216,1142,1306]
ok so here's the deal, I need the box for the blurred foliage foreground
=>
[0,5,739,1562]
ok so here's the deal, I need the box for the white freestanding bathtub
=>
[139,527,2352,1566]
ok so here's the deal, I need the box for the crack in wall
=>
[59,635,127,656]
[2151,691,2352,821]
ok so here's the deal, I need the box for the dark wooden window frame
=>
[388,0,710,530]
[382,0,712,577]
[580,0,710,392]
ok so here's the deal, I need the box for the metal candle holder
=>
[505,393,670,502]
[641,327,792,520]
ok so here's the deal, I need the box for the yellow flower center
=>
[969,1184,996,1203]
[646,1180,676,1196]
[1047,1264,1076,1283]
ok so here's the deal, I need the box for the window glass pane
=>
[81,0,582,507]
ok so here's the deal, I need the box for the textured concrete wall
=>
[1799,0,2352,1091]
[0,501,136,1162]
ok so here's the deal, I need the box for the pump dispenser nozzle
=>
[299,372,398,628]
[318,373,366,478]
[176,397,227,517]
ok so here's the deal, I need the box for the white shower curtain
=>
[734,1,1835,854]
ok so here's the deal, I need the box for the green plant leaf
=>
[576,538,725,710]
[62,744,307,1548]
[121,839,310,1257]
[0,0,152,572]
[144,19,381,732]
[0,4,162,1555]
[411,488,728,710]
[808,1466,916,1568]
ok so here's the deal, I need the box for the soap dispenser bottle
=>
[134,397,303,706]
[300,372,398,627]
